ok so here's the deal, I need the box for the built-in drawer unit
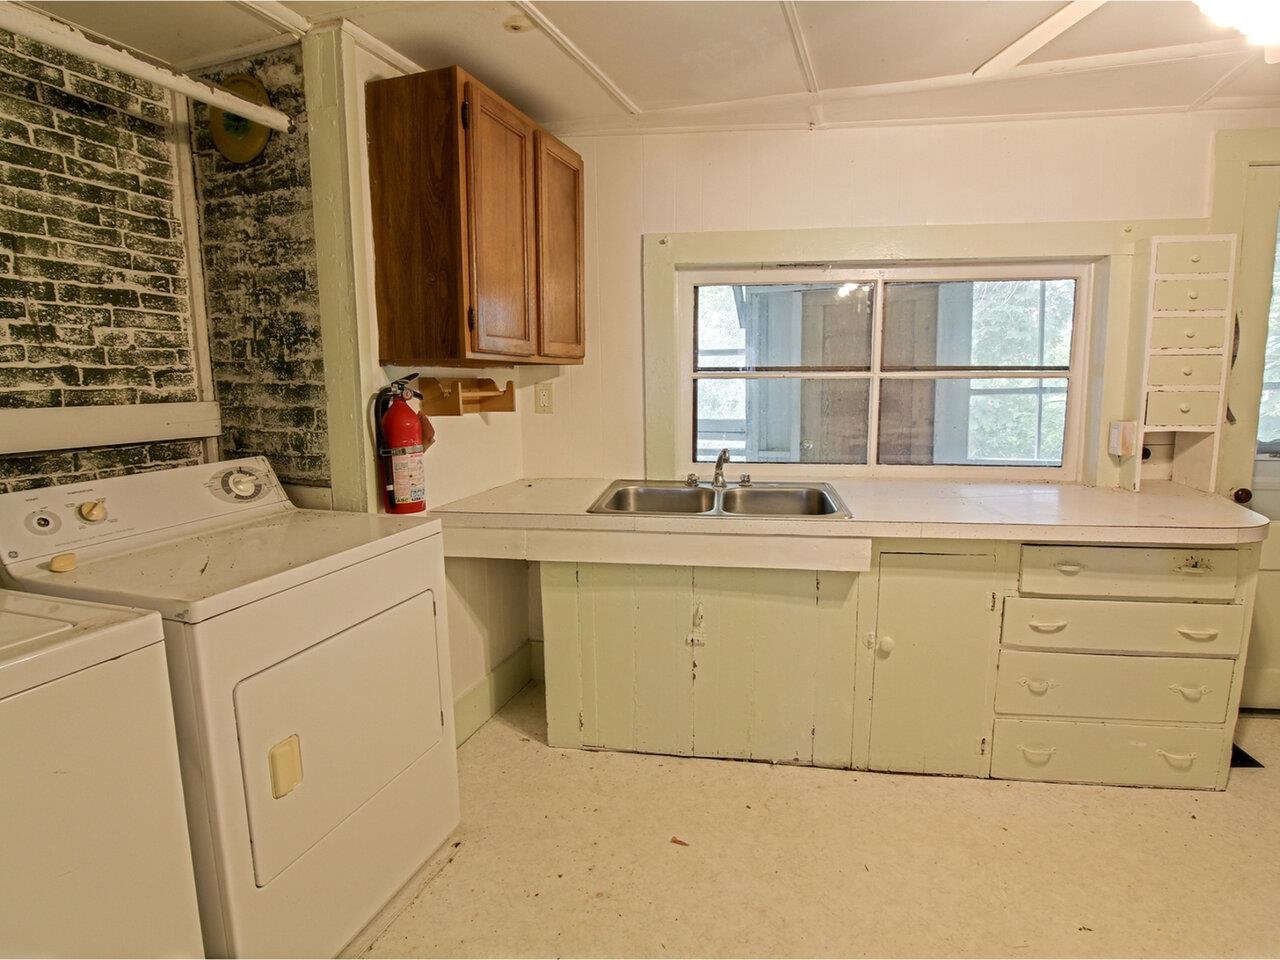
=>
[1147,355,1223,387]
[1152,277,1230,312]
[1019,545,1239,601]
[995,650,1234,724]
[1148,315,1227,350]
[1154,239,1233,275]
[1145,390,1220,428]
[1001,597,1245,656]
[990,718,1225,789]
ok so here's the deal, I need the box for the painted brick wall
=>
[192,45,330,488]
[0,28,204,493]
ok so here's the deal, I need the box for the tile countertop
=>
[429,478,1270,546]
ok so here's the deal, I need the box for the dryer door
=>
[233,590,442,886]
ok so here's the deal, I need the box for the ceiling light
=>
[1195,0,1280,63]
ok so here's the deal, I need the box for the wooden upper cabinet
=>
[535,132,585,360]
[365,66,585,366]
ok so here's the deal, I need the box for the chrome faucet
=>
[712,448,730,488]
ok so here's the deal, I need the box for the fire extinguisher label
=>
[390,450,426,505]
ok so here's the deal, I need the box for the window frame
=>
[676,261,1094,481]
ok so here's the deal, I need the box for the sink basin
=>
[720,486,843,516]
[587,480,849,518]
[593,483,716,514]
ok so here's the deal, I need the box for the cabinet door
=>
[535,132,585,360]
[465,82,536,357]
[868,553,998,776]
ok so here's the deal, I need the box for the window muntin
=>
[686,265,1087,474]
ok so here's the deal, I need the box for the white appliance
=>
[0,457,460,958]
[0,588,203,959]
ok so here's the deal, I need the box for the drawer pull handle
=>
[1178,402,1192,413]
[1188,290,1199,300]
[1018,745,1056,765]
[1173,564,1210,575]
[1190,254,1201,263]
[1182,366,1194,377]
[1176,628,1219,642]
[1028,620,1068,633]
[1184,329,1196,339]
[1052,561,1084,575]
[1018,677,1058,695]
[1156,748,1198,769]
[1170,683,1210,701]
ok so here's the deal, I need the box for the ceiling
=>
[24,0,1280,134]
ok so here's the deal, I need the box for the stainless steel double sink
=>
[587,479,850,519]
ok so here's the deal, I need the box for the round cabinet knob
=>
[1179,403,1192,413]
[1184,329,1196,339]
[227,472,259,498]
[1188,290,1199,301]
[77,500,106,523]
[1182,366,1194,377]
[876,635,896,656]
[1190,254,1202,263]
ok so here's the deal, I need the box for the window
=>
[1257,218,1280,457]
[683,264,1090,477]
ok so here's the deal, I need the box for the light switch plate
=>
[534,382,553,414]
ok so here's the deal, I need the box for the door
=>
[535,132,585,360]
[868,553,999,776]
[1221,165,1280,706]
[465,82,536,357]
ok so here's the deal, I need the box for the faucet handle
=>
[685,473,700,486]
[738,474,752,486]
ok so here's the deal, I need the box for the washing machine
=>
[0,588,203,958]
[0,457,460,958]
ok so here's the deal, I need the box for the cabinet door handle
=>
[1178,402,1192,413]
[1173,564,1209,575]
[1156,748,1198,769]
[1018,745,1056,764]
[876,635,896,656]
[1052,561,1084,574]
[1028,620,1068,633]
[1018,677,1057,695]
[1176,627,1219,642]
[1184,329,1197,339]
[1170,683,1210,701]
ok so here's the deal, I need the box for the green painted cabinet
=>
[542,563,858,766]
[865,552,1001,777]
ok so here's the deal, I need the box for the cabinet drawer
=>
[1020,545,1238,600]
[991,718,1225,789]
[1148,315,1226,350]
[1154,240,1232,275]
[995,650,1234,723]
[1147,355,1223,387]
[1145,390,1219,428]
[1152,278,1229,312]
[1001,597,1244,656]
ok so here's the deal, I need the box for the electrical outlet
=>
[534,382,554,414]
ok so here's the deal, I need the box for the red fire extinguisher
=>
[374,373,435,514]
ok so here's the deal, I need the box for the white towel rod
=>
[0,2,293,132]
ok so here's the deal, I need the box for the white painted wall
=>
[520,108,1280,480]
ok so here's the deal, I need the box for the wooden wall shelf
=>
[419,377,516,416]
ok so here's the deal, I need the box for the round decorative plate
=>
[209,74,272,164]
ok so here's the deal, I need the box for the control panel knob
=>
[77,500,107,523]
[226,471,261,499]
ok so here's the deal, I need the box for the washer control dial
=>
[77,499,107,523]
[218,468,265,502]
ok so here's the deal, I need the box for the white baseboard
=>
[453,642,533,746]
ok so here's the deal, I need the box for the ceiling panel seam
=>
[514,0,642,115]
[780,0,819,94]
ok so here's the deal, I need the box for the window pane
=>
[695,378,869,463]
[1258,217,1280,454]
[695,283,873,370]
[878,377,1067,466]
[882,280,1075,369]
